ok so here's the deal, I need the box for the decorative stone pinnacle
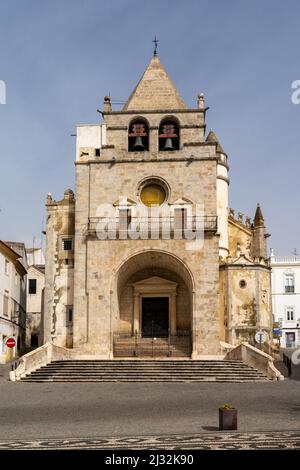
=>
[197,93,205,109]
[254,203,265,227]
[64,189,75,202]
[104,95,111,113]
[245,216,251,227]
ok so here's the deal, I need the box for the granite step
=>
[20,359,268,383]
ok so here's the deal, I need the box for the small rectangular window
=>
[66,305,73,324]
[63,239,73,251]
[119,209,131,229]
[285,274,295,293]
[30,334,39,348]
[4,259,9,275]
[28,279,37,294]
[1,336,7,353]
[11,299,17,320]
[174,208,187,231]
[286,307,294,321]
[3,292,9,317]
[95,148,100,157]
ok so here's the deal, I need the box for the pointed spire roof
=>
[206,130,226,154]
[254,203,265,227]
[123,56,186,111]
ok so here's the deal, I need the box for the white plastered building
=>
[271,250,300,348]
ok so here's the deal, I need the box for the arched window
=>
[159,118,179,151]
[128,118,149,152]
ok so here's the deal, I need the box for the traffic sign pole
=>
[255,331,268,350]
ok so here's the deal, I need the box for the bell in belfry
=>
[160,122,177,151]
[132,136,145,151]
[163,137,174,150]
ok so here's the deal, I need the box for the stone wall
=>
[220,215,273,348]
[73,118,221,357]
[43,190,75,347]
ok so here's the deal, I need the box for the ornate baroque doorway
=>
[132,276,177,336]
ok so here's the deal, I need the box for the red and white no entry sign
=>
[5,337,16,348]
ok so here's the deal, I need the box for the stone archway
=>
[112,250,194,357]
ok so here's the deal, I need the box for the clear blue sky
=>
[0,0,299,254]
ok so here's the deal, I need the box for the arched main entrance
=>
[112,250,194,357]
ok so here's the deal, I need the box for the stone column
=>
[133,293,140,335]
[170,293,177,335]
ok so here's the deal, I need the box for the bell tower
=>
[71,47,225,358]
[39,40,275,363]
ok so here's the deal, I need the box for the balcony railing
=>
[87,215,218,238]
[285,286,295,293]
[271,255,300,264]
[285,341,296,349]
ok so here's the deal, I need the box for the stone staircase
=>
[20,359,268,383]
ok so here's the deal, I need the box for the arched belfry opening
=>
[128,118,149,151]
[159,118,180,151]
[112,250,193,357]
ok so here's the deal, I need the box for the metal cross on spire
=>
[152,36,159,56]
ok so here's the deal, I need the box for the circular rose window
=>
[140,183,167,207]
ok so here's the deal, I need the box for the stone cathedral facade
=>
[43,54,273,359]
